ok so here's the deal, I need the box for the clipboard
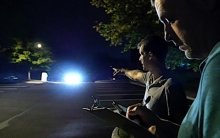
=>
[83,107,155,138]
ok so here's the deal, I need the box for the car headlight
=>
[63,72,83,85]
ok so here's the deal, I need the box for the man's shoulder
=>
[207,42,220,61]
[203,42,220,71]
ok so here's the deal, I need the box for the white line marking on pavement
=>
[0,86,27,88]
[0,88,17,91]
[0,108,31,130]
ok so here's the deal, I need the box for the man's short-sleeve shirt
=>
[142,71,188,124]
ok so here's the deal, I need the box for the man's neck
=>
[149,65,167,79]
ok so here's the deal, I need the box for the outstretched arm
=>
[112,68,145,83]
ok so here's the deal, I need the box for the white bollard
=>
[41,72,48,82]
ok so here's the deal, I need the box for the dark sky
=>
[0,0,139,80]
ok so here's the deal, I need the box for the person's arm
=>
[156,118,180,138]
[126,104,179,138]
[166,80,188,124]
[200,54,220,137]
[112,68,145,83]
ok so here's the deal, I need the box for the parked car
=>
[0,75,19,84]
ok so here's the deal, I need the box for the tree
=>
[90,0,201,71]
[91,0,160,50]
[11,39,53,80]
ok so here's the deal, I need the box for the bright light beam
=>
[63,72,83,85]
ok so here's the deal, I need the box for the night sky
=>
[0,0,139,80]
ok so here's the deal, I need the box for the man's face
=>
[154,0,206,59]
[139,45,151,71]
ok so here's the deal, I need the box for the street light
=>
[37,43,42,48]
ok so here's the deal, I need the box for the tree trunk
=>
[28,70,31,80]
[28,67,32,80]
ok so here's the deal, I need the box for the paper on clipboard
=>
[83,107,155,138]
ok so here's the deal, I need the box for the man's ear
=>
[148,52,153,60]
[148,51,153,57]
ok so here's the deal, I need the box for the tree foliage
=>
[90,0,201,71]
[166,47,201,71]
[11,39,53,71]
[91,0,161,51]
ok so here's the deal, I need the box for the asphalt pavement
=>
[0,79,197,138]
[0,80,144,138]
